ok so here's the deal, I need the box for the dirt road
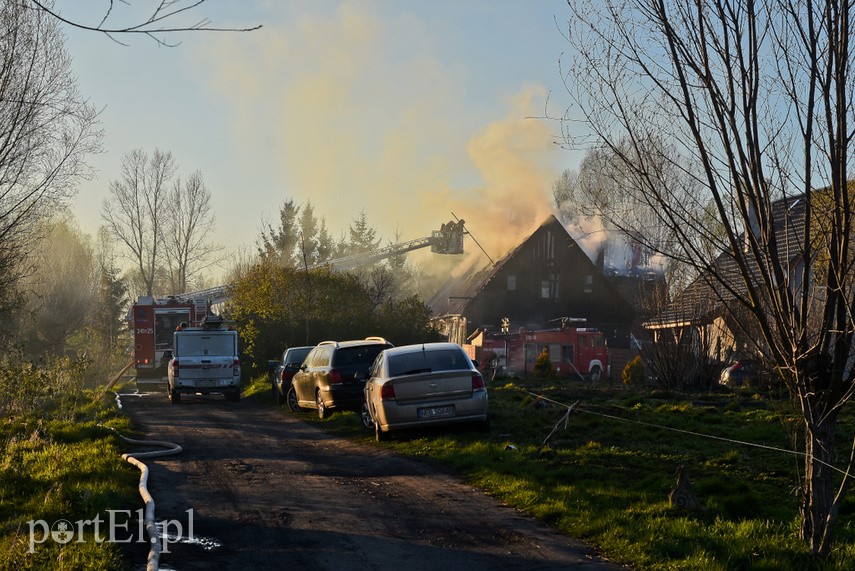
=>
[118,389,624,570]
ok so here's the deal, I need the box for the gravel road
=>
[118,388,625,570]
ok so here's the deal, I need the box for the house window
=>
[541,273,560,299]
[536,230,556,262]
[507,275,516,291]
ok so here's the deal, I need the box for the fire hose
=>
[99,417,182,571]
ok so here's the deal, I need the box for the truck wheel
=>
[169,387,181,404]
[287,385,303,412]
[316,391,328,419]
[589,366,602,384]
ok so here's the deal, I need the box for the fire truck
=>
[464,320,610,382]
[129,295,212,381]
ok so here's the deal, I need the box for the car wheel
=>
[169,386,181,404]
[360,400,374,429]
[287,385,303,412]
[316,391,328,419]
[589,366,601,384]
[479,417,492,432]
[374,420,386,442]
[273,382,281,404]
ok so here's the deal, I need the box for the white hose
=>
[100,420,182,571]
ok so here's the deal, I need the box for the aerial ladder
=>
[181,219,467,304]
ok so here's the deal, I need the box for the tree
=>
[258,199,300,267]
[32,0,261,46]
[102,148,176,297]
[90,228,128,355]
[297,199,334,266]
[344,210,381,255]
[0,1,99,346]
[163,171,220,294]
[18,217,97,356]
[564,0,855,555]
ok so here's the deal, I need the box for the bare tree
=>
[102,148,176,297]
[32,0,261,46]
[19,216,97,356]
[0,1,99,340]
[563,0,854,555]
[162,170,220,294]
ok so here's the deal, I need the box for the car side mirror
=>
[300,364,308,371]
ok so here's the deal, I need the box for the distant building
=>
[643,195,807,361]
[429,215,665,349]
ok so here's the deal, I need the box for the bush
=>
[622,355,647,386]
[534,348,557,379]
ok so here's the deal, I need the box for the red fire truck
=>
[464,321,610,382]
[129,295,212,381]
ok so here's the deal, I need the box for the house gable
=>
[430,215,638,346]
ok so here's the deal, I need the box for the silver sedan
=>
[362,342,489,441]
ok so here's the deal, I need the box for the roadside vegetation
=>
[0,356,139,571]
[246,373,855,569]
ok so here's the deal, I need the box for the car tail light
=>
[171,360,179,378]
[328,368,343,384]
[380,382,395,400]
[471,371,485,390]
[233,359,240,376]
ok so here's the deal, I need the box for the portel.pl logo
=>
[27,509,194,553]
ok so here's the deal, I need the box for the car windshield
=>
[334,345,388,367]
[285,347,312,365]
[388,348,469,377]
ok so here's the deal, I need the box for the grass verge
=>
[249,373,855,570]
[0,358,140,571]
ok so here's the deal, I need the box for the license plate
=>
[418,405,455,419]
[195,380,217,388]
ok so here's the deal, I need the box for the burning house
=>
[429,215,665,349]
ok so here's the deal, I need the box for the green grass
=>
[249,373,855,569]
[0,361,140,571]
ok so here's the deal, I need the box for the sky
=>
[59,0,585,284]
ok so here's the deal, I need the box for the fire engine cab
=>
[464,321,610,381]
[130,295,212,382]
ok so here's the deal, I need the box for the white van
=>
[167,317,241,403]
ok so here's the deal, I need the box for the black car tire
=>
[276,383,287,405]
[589,366,602,384]
[374,420,386,442]
[316,391,328,419]
[169,386,181,404]
[287,385,303,412]
[360,400,374,429]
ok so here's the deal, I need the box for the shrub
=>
[534,348,556,379]
[622,355,647,386]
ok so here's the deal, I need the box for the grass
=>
[248,373,855,569]
[0,358,140,571]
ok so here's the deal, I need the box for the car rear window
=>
[175,333,236,356]
[389,348,469,377]
[333,345,389,367]
[285,347,312,365]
